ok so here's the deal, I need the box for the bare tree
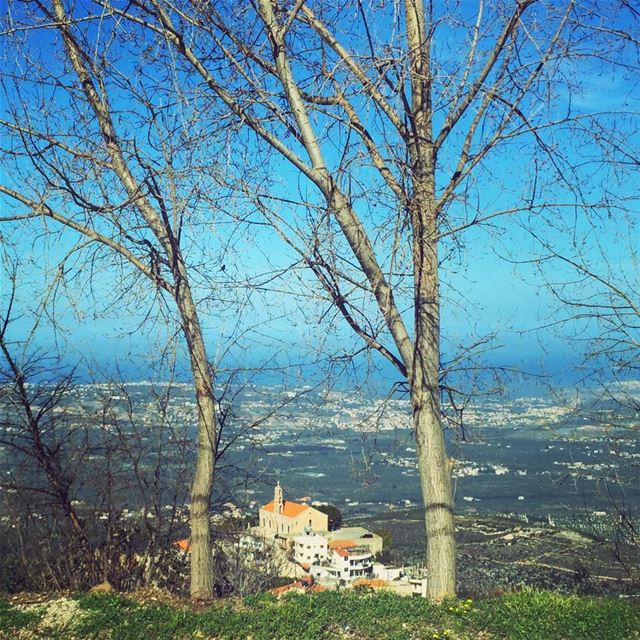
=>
[532,229,639,411]
[81,0,640,599]
[527,223,639,571]
[212,530,289,597]
[1,254,190,591]
[0,0,254,598]
[0,255,310,593]
[3,0,638,599]
[1,262,88,549]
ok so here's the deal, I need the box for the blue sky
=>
[1,0,638,394]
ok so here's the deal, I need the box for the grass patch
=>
[1,589,638,639]
[0,598,42,633]
[472,588,640,640]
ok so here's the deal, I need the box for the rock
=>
[89,580,114,594]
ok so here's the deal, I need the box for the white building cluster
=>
[257,483,427,594]
[292,528,385,585]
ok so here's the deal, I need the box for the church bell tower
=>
[274,481,284,515]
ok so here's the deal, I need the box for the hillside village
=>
[172,480,639,601]
[251,483,427,597]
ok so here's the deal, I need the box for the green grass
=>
[472,589,639,640]
[0,598,42,634]
[1,589,638,639]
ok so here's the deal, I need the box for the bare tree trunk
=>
[413,395,455,598]
[411,171,456,599]
[174,274,216,600]
[47,0,220,599]
[406,0,457,595]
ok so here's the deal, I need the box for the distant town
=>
[2,381,637,528]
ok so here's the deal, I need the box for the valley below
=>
[1,382,638,596]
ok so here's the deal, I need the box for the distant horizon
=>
[19,361,640,404]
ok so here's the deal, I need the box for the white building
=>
[254,483,390,589]
[371,562,405,581]
[311,544,374,585]
[293,531,329,566]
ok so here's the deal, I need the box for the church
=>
[258,482,328,540]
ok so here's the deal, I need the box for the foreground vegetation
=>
[1,589,638,640]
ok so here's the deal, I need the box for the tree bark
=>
[173,271,217,600]
[411,168,456,600]
[404,0,456,599]
[48,0,219,599]
[256,0,456,598]
[413,396,456,599]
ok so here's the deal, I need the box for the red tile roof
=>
[329,539,356,549]
[270,579,327,596]
[261,500,310,518]
[174,539,190,552]
[353,578,389,589]
[271,583,305,596]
